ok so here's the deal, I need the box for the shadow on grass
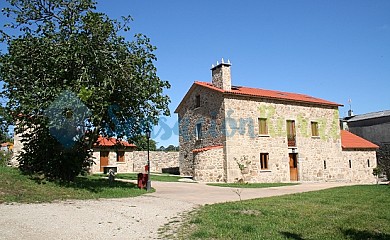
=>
[58,177,138,193]
[280,231,305,240]
[341,228,390,240]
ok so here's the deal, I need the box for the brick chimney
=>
[211,58,231,91]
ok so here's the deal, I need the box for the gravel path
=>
[0,195,195,240]
[0,181,352,240]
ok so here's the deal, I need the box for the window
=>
[349,160,352,168]
[260,153,269,170]
[195,123,202,140]
[195,95,200,108]
[311,121,319,137]
[324,160,327,169]
[117,151,125,162]
[258,118,268,135]
[286,120,296,147]
[367,159,370,167]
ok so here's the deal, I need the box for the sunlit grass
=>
[0,166,150,203]
[176,185,390,239]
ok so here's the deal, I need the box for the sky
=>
[1,0,390,147]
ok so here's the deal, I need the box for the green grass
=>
[207,182,299,188]
[0,166,151,204]
[176,185,390,239]
[96,173,184,182]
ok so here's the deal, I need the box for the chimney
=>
[348,109,354,117]
[211,58,231,91]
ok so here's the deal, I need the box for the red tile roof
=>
[1,142,13,147]
[192,145,223,153]
[94,136,136,148]
[340,130,379,149]
[195,81,342,107]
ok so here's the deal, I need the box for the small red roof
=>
[340,130,379,149]
[1,142,13,147]
[192,145,223,153]
[195,81,342,107]
[94,136,136,148]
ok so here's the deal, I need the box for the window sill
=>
[258,134,270,137]
[116,162,126,164]
[260,170,271,173]
[311,136,321,139]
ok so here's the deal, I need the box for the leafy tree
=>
[129,135,156,151]
[164,144,179,151]
[0,105,12,143]
[0,0,170,181]
[377,144,390,180]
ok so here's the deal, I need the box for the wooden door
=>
[289,153,298,181]
[100,151,109,172]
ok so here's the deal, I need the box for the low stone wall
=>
[342,149,377,184]
[193,147,225,182]
[133,151,179,174]
[91,150,179,174]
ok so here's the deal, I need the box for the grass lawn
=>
[174,185,390,239]
[0,166,150,204]
[207,182,299,188]
[96,173,184,182]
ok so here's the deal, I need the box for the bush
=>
[0,151,12,166]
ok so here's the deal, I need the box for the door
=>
[289,153,298,181]
[100,151,109,172]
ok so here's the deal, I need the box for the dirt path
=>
[0,182,352,239]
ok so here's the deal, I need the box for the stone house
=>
[341,110,390,146]
[0,142,13,152]
[91,136,180,174]
[341,110,390,179]
[91,136,137,173]
[12,133,179,174]
[175,60,378,183]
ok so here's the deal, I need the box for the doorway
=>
[289,153,298,181]
[100,151,109,172]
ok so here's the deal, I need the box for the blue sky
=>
[1,0,390,147]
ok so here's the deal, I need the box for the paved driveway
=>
[0,181,352,240]
[150,181,352,205]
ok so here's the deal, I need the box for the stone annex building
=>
[175,60,379,183]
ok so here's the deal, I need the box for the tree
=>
[164,144,179,151]
[0,0,170,181]
[0,105,12,143]
[377,144,390,180]
[129,135,156,151]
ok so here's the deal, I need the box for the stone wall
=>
[91,149,134,173]
[177,85,226,177]
[91,149,179,174]
[223,95,344,183]
[193,146,225,182]
[132,151,179,173]
[342,149,377,183]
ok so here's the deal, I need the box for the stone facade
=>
[91,149,179,174]
[175,61,378,183]
[132,151,179,173]
[176,84,226,177]
[193,146,225,182]
[12,130,179,174]
[223,96,343,183]
[342,149,377,184]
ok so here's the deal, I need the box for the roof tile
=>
[94,136,136,148]
[192,145,223,153]
[195,81,342,107]
[340,130,378,149]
